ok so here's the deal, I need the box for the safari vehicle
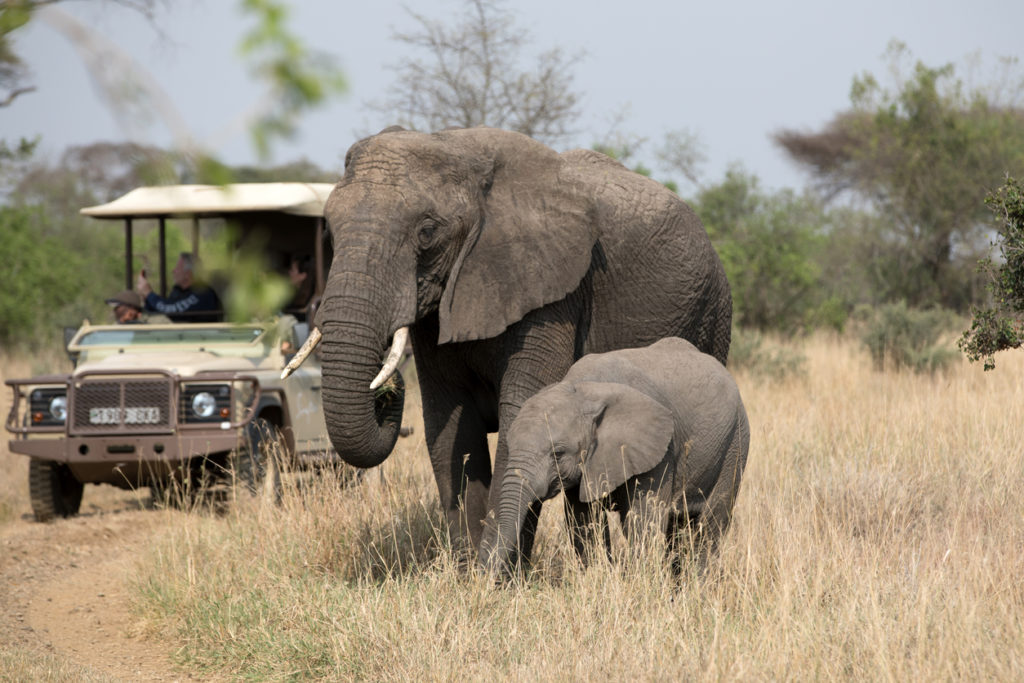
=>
[4,183,342,521]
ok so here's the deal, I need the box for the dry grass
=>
[4,334,1024,679]
[0,650,109,682]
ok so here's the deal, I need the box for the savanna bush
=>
[727,327,807,381]
[856,302,960,373]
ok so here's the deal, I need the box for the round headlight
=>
[48,396,67,422]
[191,392,217,418]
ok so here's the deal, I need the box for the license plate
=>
[89,407,161,425]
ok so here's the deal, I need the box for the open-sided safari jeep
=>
[5,183,345,521]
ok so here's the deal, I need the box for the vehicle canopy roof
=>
[80,183,335,219]
[80,182,336,301]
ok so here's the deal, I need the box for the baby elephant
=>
[480,337,749,578]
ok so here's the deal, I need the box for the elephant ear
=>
[437,137,599,344]
[575,382,675,504]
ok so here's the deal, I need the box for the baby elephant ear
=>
[576,382,676,504]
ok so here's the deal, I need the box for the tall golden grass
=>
[4,334,1023,679]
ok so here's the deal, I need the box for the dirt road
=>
[0,493,200,681]
[1,356,200,680]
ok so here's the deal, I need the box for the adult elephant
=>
[289,126,731,557]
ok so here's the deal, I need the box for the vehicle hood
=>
[73,350,267,378]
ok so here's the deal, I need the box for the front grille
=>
[71,376,173,434]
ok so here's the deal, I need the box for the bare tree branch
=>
[366,0,583,145]
[0,84,33,107]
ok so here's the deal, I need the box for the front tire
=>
[28,459,84,522]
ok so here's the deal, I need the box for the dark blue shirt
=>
[144,285,222,322]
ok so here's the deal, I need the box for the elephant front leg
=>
[621,490,671,553]
[412,321,497,558]
[420,389,493,558]
[619,466,675,562]
[564,489,610,566]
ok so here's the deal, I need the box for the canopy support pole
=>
[159,216,168,297]
[124,218,133,290]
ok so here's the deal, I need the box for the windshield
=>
[76,326,266,347]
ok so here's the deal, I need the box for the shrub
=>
[727,327,807,381]
[857,302,960,373]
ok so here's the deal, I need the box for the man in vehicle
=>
[105,289,171,324]
[284,252,316,322]
[136,252,222,322]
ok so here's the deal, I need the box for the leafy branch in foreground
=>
[239,0,348,160]
[959,176,1024,369]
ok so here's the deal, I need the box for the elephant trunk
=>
[481,464,548,579]
[319,317,405,469]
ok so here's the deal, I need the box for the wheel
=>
[231,418,283,503]
[28,459,84,522]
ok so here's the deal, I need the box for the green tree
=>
[812,205,910,308]
[0,135,36,192]
[14,142,186,211]
[0,204,115,347]
[692,167,833,332]
[775,42,1024,310]
[959,176,1024,369]
[25,142,191,289]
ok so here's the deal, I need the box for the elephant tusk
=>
[281,326,322,379]
[370,326,410,390]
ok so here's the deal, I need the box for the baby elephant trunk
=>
[481,465,548,580]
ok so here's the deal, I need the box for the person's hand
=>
[136,270,153,296]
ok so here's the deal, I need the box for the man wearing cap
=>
[105,290,171,324]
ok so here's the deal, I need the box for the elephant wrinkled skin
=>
[314,126,732,556]
[480,337,750,578]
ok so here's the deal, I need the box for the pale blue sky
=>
[5,0,1023,192]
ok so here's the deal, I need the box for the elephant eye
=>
[417,218,439,248]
